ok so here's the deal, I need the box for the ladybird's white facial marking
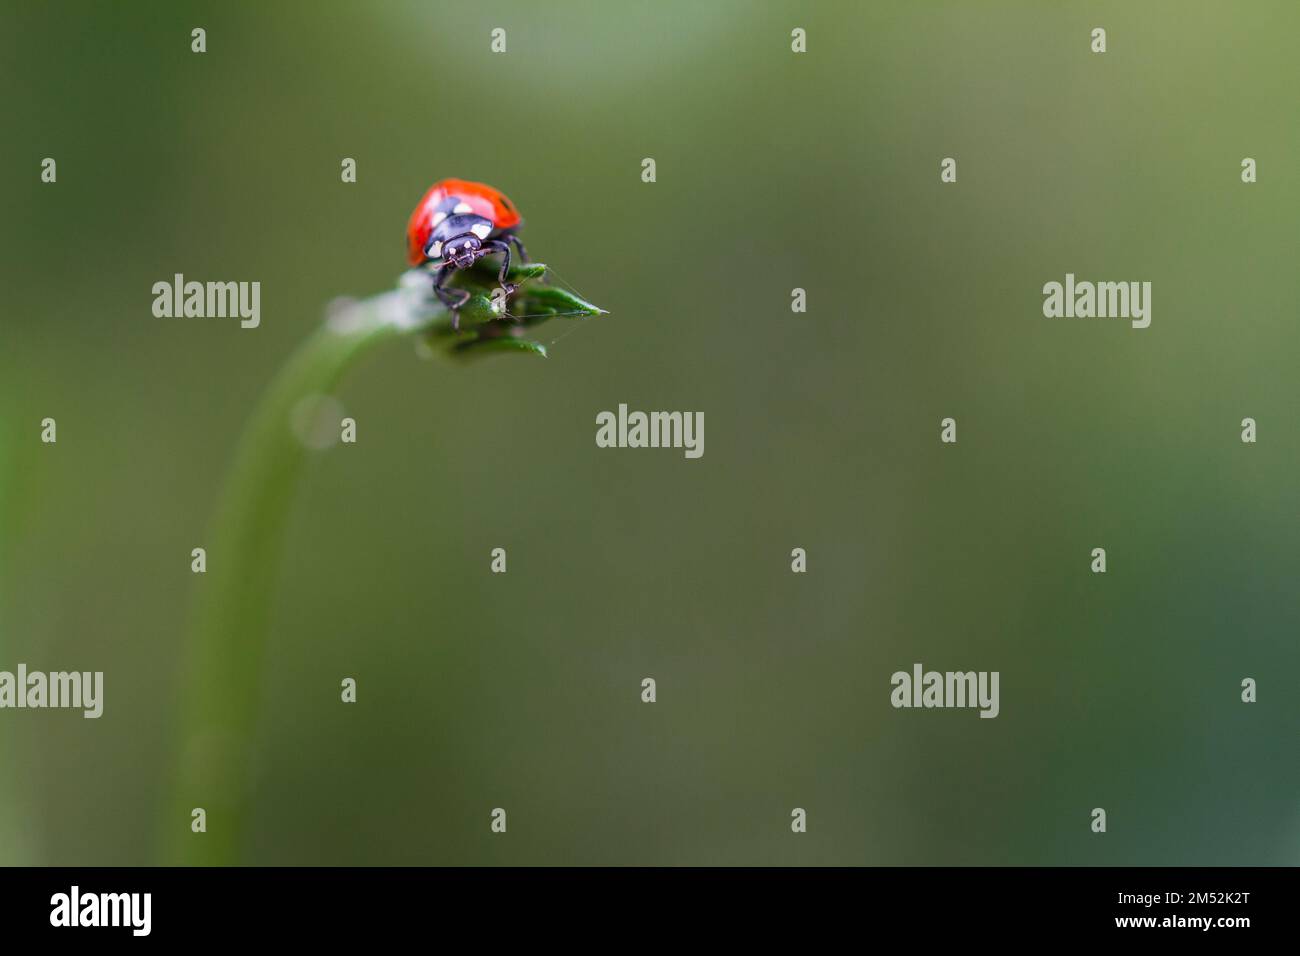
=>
[470,223,491,240]
[453,202,472,215]
[431,211,447,227]
[429,241,442,257]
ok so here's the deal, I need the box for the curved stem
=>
[164,288,443,865]
[161,262,596,865]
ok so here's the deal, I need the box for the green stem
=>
[164,287,443,865]
[162,262,596,865]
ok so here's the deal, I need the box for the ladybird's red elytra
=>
[406,178,523,265]
[405,178,529,328]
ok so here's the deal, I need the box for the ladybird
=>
[406,178,528,326]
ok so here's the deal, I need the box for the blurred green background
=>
[1,0,1296,865]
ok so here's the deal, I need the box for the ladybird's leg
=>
[431,264,471,330]
[430,264,456,308]
[474,241,526,323]
[505,232,529,262]
[504,233,547,284]
[482,240,518,297]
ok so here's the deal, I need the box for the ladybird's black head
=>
[424,231,481,270]
[442,234,481,269]
[425,212,493,270]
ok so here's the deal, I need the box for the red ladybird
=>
[406,178,528,326]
